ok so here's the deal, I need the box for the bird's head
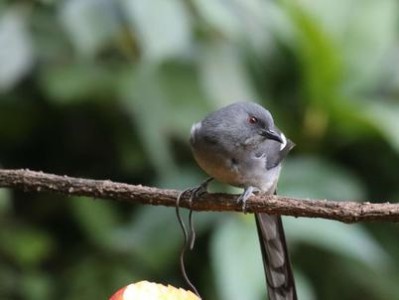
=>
[238,102,283,144]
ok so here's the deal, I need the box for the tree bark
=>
[0,169,398,223]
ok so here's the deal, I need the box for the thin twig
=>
[0,169,398,223]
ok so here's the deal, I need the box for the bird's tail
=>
[255,213,297,300]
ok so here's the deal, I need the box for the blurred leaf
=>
[111,205,216,270]
[211,215,315,300]
[70,197,120,247]
[0,8,34,91]
[121,0,192,62]
[59,0,120,56]
[64,255,131,300]
[297,0,398,94]
[111,206,180,271]
[0,226,53,267]
[211,215,264,300]
[119,65,178,182]
[342,0,397,94]
[285,218,390,270]
[193,0,288,56]
[292,270,316,300]
[287,1,343,108]
[363,101,399,152]
[20,272,53,300]
[279,156,365,200]
[156,63,210,139]
[39,63,118,103]
[211,216,315,300]
[198,42,258,106]
[161,166,208,190]
[193,0,244,39]
[0,188,11,215]
[0,263,19,299]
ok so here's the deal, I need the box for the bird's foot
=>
[236,186,254,213]
[187,177,213,205]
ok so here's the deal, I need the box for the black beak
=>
[260,129,283,143]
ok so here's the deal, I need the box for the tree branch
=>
[0,169,397,223]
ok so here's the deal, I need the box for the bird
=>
[189,101,296,300]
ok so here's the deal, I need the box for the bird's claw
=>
[236,194,248,213]
[187,177,213,206]
[236,186,254,213]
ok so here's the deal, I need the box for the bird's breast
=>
[192,146,281,192]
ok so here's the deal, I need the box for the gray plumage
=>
[190,102,296,300]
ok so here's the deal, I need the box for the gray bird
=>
[190,102,296,300]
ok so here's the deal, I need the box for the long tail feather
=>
[255,212,297,300]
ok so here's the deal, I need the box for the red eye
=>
[248,116,258,124]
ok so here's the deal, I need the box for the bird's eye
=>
[248,116,258,124]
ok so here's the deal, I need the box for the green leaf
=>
[121,0,192,62]
[20,272,53,300]
[59,0,120,56]
[211,215,315,300]
[362,101,399,152]
[285,1,343,108]
[0,188,11,215]
[63,255,132,300]
[156,63,210,139]
[285,218,390,270]
[111,205,217,270]
[193,0,243,39]
[279,156,365,201]
[295,0,398,94]
[198,42,258,105]
[39,63,118,103]
[119,66,178,181]
[0,8,34,91]
[0,226,53,267]
[70,197,120,247]
[109,206,182,271]
[192,0,279,52]
[211,215,265,300]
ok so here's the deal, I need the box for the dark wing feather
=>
[256,136,295,170]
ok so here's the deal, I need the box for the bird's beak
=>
[260,129,283,143]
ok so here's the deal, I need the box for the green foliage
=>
[1,1,399,299]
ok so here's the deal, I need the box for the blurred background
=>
[1,0,399,299]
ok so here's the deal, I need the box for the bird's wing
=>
[255,129,295,170]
